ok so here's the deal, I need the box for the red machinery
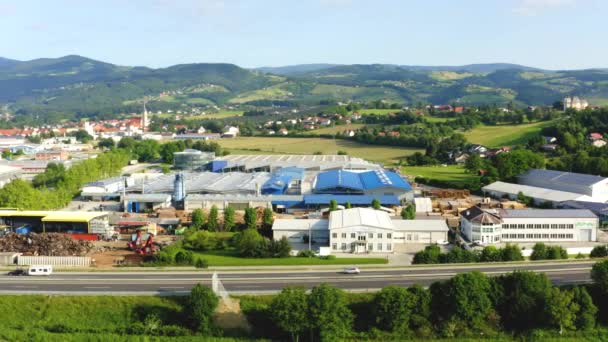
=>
[127,230,158,256]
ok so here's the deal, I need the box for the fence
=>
[17,255,91,267]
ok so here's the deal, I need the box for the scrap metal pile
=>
[0,233,94,256]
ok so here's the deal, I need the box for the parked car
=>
[436,239,449,245]
[27,265,53,276]
[342,267,360,274]
[7,269,26,276]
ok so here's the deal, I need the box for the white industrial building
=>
[518,169,608,202]
[482,181,587,206]
[460,206,598,245]
[215,154,381,172]
[272,208,449,254]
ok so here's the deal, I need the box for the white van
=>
[27,265,53,276]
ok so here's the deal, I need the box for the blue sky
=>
[0,0,605,69]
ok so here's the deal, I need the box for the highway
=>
[0,261,595,295]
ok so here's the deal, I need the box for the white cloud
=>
[513,0,577,16]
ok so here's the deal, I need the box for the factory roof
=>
[560,201,608,215]
[216,154,380,171]
[303,194,400,206]
[500,209,597,219]
[519,169,606,188]
[314,169,411,192]
[0,210,108,223]
[461,206,503,225]
[482,181,583,202]
[329,208,394,230]
[85,176,124,187]
[272,219,329,231]
[127,171,271,194]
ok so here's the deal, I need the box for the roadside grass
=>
[195,249,388,266]
[401,165,478,186]
[464,120,554,147]
[217,136,422,164]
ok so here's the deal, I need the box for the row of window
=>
[502,224,574,229]
[331,243,392,251]
[332,232,392,239]
[502,233,574,239]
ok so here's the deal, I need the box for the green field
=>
[195,250,387,266]
[356,108,398,115]
[464,121,554,147]
[217,136,422,164]
[401,165,478,186]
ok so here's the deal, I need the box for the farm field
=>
[217,137,423,164]
[464,120,554,147]
[356,108,398,115]
[401,165,478,186]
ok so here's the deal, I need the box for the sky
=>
[0,0,605,69]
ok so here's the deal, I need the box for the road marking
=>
[84,286,110,289]
[13,285,38,288]
[159,287,184,289]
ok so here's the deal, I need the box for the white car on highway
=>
[342,267,360,274]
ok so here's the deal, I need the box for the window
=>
[368,233,374,239]
[351,233,356,238]
[358,235,365,241]
[341,233,346,238]
[407,234,412,241]
[502,234,508,239]
[526,234,533,238]
[414,234,419,241]
[341,243,347,250]
[542,224,550,229]
[332,243,337,250]
[567,234,573,239]
[387,243,392,251]
[526,224,534,229]
[494,236,500,242]
[542,234,549,238]
[332,233,337,238]
[378,233,383,239]
[368,243,373,251]
[377,243,382,251]
[534,224,541,229]
[551,224,558,229]
[387,233,392,239]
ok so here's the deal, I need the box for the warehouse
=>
[272,208,449,254]
[482,181,586,206]
[313,169,413,202]
[0,210,112,238]
[0,165,21,189]
[518,169,608,202]
[122,194,172,213]
[214,154,380,172]
[184,194,275,210]
[271,219,330,250]
[460,206,598,244]
[81,176,133,200]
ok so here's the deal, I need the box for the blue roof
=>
[315,170,364,192]
[274,167,305,180]
[315,169,411,192]
[262,175,292,194]
[304,194,400,206]
[359,170,412,190]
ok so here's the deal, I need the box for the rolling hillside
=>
[1,55,608,119]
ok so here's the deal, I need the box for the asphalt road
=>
[0,261,595,295]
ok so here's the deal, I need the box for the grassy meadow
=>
[401,165,478,187]
[217,136,422,164]
[464,120,554,147]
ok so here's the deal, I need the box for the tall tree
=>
[373,285,414,333]
[187,284,219,333]
[270,287,309,342]
[308,284,353,342]
[262,207,274,229]
[371,198,381,210]
[223,206,235,231]
[545,287,579,335]
[244,207,258,230]
[191,208,206,230]
[207,205,219,232]
[571,286,597,330]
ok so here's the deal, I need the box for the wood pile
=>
[0,233,93,256]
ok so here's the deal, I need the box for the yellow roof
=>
[0,210,107,223]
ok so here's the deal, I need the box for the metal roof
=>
[216,154,380,171]
[560,200,608,214]
[482,181,583,202]
[329,208,394,230]
[359,170,412,190]
[303,194,400,206]
[0,210,108,223]
[123,194,171,203]
[272,219,329,231]
[518,169,607,196]
[501,209,597,219]
[86,176,124,187]
[315,170,364,192]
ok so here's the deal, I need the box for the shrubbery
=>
[413,244,523,264]
[530,243,568,260]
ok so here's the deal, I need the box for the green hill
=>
[2,55,608,119]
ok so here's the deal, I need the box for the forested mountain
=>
[1,55,608,120]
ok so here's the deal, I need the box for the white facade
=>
[461,207,598,244]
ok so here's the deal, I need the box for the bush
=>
[320,255,336,260]
[297,250,316,258]
[174,250,195,265]
[194,258,209,269]
[590,245,608,258]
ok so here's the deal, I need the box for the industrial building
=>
[122,194,172,213]
[173,149,215,170]
[0,210,112,237]
[518,169,608,202]
[81,176,134,200]
[211,154,381,173]
[313,169,413,202]
[482,181,586,206]
[0,165,21,189]
[460,206,598,245]
[272,208,449,254]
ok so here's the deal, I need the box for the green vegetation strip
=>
[192,250,387,266]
